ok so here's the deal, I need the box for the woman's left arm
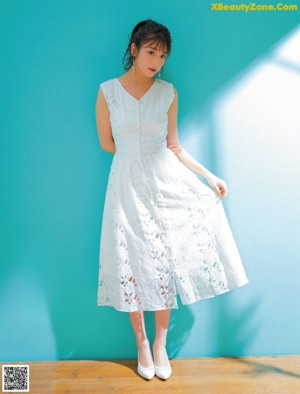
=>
[167,87,228,198]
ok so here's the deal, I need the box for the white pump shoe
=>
[154,347,172,380]
[154,362,172,380]
[137,350,155,380]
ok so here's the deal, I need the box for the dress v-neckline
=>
[115,78,157,102]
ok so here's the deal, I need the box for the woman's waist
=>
[113,133,168,156]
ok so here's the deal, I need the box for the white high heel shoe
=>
[153,347,172,380]
[137,350,155,380]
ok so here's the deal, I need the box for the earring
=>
[158,68,161,79]
[132,56,135,73]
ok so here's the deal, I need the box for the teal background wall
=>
[1,0,300,362]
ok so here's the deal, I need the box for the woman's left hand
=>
[207,175,228,198]
[167,143,182,155]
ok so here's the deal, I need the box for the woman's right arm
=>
[95,87,116,154]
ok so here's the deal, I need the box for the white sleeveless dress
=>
[97,77,249,312]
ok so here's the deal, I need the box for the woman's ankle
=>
[137,338,150,349]
[153,338,167,348]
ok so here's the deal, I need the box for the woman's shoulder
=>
[156,78,176,100]
[99,77,116,89]
[156,78,174,88]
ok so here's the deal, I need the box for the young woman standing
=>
[95,19,249,380]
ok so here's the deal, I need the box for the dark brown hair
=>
[122,19,172,75]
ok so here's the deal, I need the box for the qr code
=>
[2,365,29,392]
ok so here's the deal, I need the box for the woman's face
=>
[132,41,168,78]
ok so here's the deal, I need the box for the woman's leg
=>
[129,311,154,367]
[153,309,171,366]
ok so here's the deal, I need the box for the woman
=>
[95,19,249,381]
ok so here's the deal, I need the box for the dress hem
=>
[97,278,250,312]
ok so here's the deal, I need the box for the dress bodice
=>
[99,77,175,157]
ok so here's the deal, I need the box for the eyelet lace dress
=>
[97,77,249,312]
